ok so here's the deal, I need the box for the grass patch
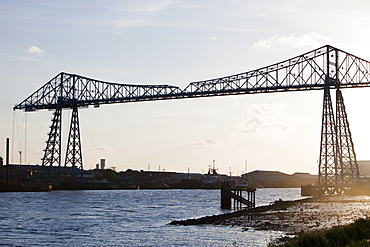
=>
[271,218,370,247]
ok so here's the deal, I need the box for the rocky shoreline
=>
[170,196,370,235]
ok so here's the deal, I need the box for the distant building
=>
[357,160,370,177]
[172,172,202,181]
[242,170,317,188]
[100,159,106,170]
[291,172,317,186]
[0,164,90,184]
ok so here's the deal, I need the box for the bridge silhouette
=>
[13,45,370,194]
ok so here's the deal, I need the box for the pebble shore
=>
[170,196,370,235]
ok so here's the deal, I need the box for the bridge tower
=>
[41,103,63,182]
[41,102,83,183]
[64,104,84,182]
[318,87,360,194]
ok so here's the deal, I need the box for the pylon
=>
[65,105,84,182]
[318,86,338,194]
[42,105,62,182]
[335,89,359,186]
[318,87,359,194]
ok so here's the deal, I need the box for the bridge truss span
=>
[14,46,370,111]
[182,45,370,97]
[14,73,183,111]
[12,45,370,190]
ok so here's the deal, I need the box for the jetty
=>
[221,181,256,209]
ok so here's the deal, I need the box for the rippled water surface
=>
[0,188,304,246]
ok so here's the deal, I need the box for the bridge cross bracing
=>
[13,45,370,193]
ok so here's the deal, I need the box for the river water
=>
[1,188,304,246]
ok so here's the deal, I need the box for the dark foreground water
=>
[1,188,304,246]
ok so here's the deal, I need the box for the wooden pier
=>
[221,181,256,209]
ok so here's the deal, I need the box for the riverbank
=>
[0,182,52,192]
[274,217,370,246]
[170,195,370,242]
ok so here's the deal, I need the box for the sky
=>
[1,0,370,175]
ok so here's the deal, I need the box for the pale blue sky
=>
[1,0,370,174]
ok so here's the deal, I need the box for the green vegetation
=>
[272,218,370,247]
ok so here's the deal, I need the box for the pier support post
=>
[6,138,9,184]
[221,181,232,209]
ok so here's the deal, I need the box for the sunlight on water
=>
[0,188,303,246]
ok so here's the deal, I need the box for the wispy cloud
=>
[252,32,334,50]
[84,0,173,28]
[234,101,292,137]
[88,146,113,152]
[192,137,221,147]
[25,46,44,56]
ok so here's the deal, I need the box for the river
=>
[0,188,304,246]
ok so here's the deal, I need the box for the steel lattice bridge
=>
[13,45,370,194]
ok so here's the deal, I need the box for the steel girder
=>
[13,45,370,112]
[64,105,83,182]
[319,87,337,193]
[41,104,84,183]
[318,87,360,194]
[335,89,359,185]
[13,73,183,111]
[42,105,62,167]
[41,104,62,182]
